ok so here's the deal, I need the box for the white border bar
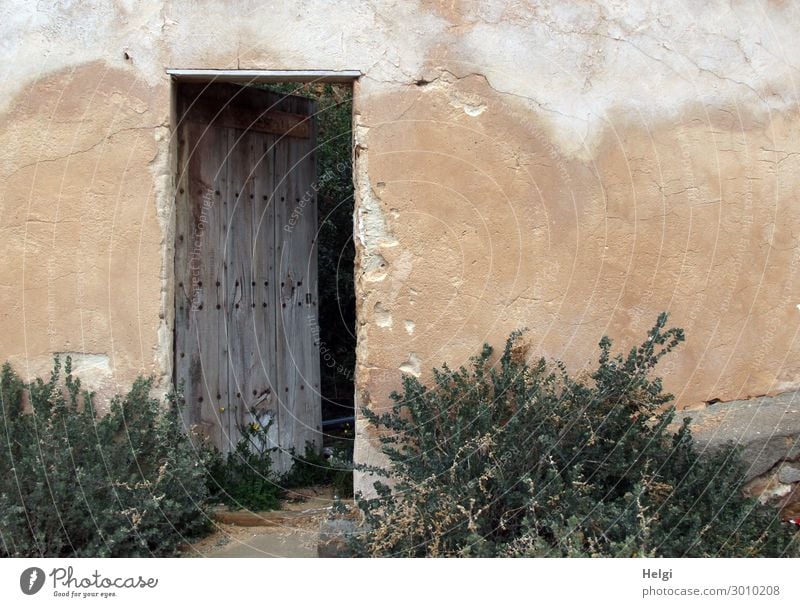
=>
[166,69,361,83]
[3,557,799,607]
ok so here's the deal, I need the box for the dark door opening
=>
[173,80,355,475]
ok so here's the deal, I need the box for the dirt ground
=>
[181,485,349,558]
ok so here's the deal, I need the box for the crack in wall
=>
[4,124,168,181]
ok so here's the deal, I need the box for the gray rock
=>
[317,518,356,558]
[778,464,800,485]
[684,390,800,480]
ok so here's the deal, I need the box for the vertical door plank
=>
[291,112,322,457]
[225,128,257,447]
[275,100,322,471]
[251,131,280,453]
[176,120,229,445]
[200,123,229,449]
[174,120,195,428]
[272,130,291,472]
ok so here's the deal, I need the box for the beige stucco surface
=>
[2,1,800,492]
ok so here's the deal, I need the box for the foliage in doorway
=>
[283,443,354,499]
[0,358,211,557]
[352,314,799,557]
[207,438,354,511]
[204,416,283,511]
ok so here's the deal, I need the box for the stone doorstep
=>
[209,503,359,557]
[209,485,342,527]
[212,505,331,527]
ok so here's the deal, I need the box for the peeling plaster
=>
[399,352,421,377]
[374,302,392,328]
[149,121,175,393]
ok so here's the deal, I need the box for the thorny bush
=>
[0,357,211,557]
[353,314,799,557]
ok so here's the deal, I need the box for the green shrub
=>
[283,444,354,499]
[208,436,354,511]
[353,314,799,557]
[204,417,282,511]
[0,357,211,557]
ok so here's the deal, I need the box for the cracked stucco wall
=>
[2,1,800,493]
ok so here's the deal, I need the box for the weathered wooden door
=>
[174,83,321,471]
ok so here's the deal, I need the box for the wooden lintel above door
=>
[178,83,312,138]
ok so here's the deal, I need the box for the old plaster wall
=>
[1,1,800,494]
